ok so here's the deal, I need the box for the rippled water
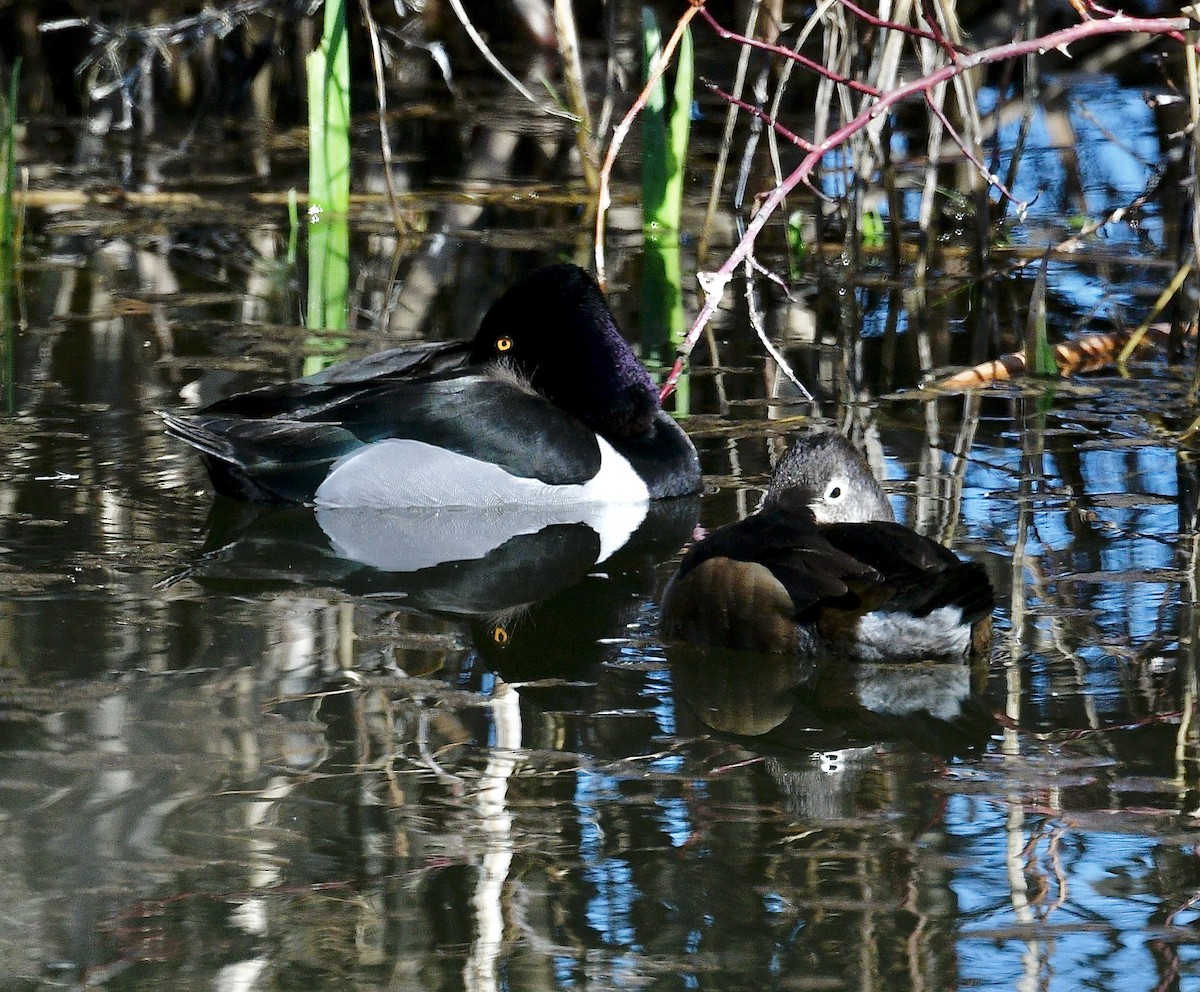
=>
[3,44,1200,992]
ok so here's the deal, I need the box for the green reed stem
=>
[641,8,692,237]
[1,60,20,414]
[286,187,300,267]
[1027,252,1057,378]
[307,0,351,219]
[305,0,350,369]
[1,60,19,266]
[641,8,693,413]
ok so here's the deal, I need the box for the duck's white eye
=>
[825,482,844,501]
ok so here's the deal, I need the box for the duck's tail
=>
[896,561,994,626]
[160,411,238,463]
[160,411,359,503]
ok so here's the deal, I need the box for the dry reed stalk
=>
[660,11,1194,400]
[357,0,406,235]
[930,322,1191,391]
[697,0,765,262]
[1118,262,1193,363]
[553,0,599,193]
[1187,28,1200,402]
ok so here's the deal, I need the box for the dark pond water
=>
[4,18,1200,992]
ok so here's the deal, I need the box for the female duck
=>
[660,430,993,663]
[163,265,701,508]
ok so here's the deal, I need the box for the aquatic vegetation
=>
[7,3,1193,398]
[305,0,350,222]
[640,7,692,243]
[1026,254,1057,379]
[641,3,1200,399]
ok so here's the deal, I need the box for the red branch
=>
[697,6,881,97]
[918,0,960,62]
[659,11,1195,401]
[923,90,1023,208]
[701,78,816,152]
[839,0,942,44]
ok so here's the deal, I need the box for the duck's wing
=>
[162,412,366,502]
[302,340,473,385]
[818,521,994,625]
[701,511,883,610]
[819,519,962,571]
[164,371,605,504]
[200,339,474,420]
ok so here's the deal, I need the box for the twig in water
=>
[930,320,1197,391]
[742,254,813,401]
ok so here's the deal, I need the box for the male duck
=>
[660,430,993,663]
[163,264,701,508]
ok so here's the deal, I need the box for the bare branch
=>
[922,90,1025,213]
[838,0,942,45]
[659,11,1194,400]
[700,78,816,153]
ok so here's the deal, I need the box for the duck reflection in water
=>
[178,492,699,665]
[661,429,997,757]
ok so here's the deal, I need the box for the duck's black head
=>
[763,430,895,524]
[470,264,660,438]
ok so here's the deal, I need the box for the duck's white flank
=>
[313,437,650,564]
[315,436,650,508]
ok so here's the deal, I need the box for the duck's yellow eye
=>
[495,335,513,353]
[492,626,509,645]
